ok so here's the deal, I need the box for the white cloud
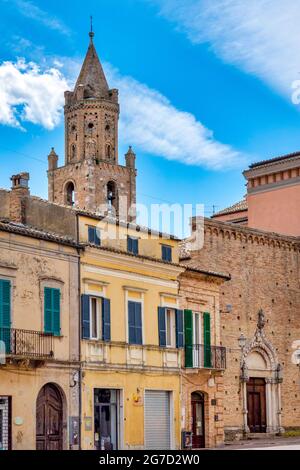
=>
[105,64,242,168]
[0,59,68,129]
[4,0,70,36]
[0,53,242,168]
[151,0,300,99]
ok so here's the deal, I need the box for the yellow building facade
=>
[78,214,185,450]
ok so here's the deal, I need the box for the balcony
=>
[185,344,226,370]
[0,328,54,362]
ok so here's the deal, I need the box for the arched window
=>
[65,181,75,206]
[107,181,118,215]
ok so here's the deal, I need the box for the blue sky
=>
[1,0,300,220]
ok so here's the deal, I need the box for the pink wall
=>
[248,184,300,236]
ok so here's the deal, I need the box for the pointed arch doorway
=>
[36,383,64,450]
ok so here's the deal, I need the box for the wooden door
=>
[36,384,63,450]
[191,393,205,449]
[247,378,267,433]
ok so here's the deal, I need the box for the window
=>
[127,236,139,255]
[44,287,61,336]
[162,245,172,262]
[88,226,101,246]
[166,309,176,348]
[81,295,111,342]
[128,301,142,345]
[158,307,184,349]
[65,181,75,206]
[90,297,101,339]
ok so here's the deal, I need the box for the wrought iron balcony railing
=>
[185,344,226,370]
[0,327,54,360]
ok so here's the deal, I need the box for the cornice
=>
[193,217,300,251]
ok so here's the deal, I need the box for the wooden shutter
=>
[128,301,136,344]
[135,302,142,345]
[127,237,132,253]
[184,309,193,368]
[158,307,166,347]
[44,288,60,336]
[203,312,211,368]
[44,287,53,334]
[102,298,111,342]
[81,294,90,339]
[52,289,61,336]
[0,280,11,328]
[0,280,11,354]
[175,309,184,348]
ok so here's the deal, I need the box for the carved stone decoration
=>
[257,309,266,331]
[241,310,278,372]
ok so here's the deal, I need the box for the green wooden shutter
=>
[44,287,52,334]
[44,288,60,336]
[184,310,193,368]
[0,280,11,353]
[52,289,61,336]
[203,312,211,368]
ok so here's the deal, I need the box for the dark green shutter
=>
[0,280,11,353]
[102,298,111,342]
[44,287,53,334]
[175,309,184,348]
[81,294,90,339]
[184,309,193,368]
[44,288,61,336]
[52,289,61,336]
[158,307,166,347]
[203,312,211,368]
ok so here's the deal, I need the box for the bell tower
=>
[47,29,137,220]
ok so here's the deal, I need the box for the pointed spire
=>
[74,24,109,100]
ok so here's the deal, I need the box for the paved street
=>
[218,437,300,450]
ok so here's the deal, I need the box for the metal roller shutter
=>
[144,390,171,450]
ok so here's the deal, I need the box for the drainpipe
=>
[76,213,82,450]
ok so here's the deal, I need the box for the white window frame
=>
[89,296,102,340]
[193,311,203,368]
[165,308,176,348]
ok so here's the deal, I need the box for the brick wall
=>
[184,219,300,438]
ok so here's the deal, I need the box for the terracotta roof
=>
[249,150,300,169]
[212,199,248,217]
[180,264,231,281]
[0,220,79,248]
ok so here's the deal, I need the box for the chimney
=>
[10,173,30,223]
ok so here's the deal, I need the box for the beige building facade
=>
[0,219,80,450]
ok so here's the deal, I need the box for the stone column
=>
[242,380,249,434]
[265,378,273,433]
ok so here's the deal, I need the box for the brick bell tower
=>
[47,28,137,220]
